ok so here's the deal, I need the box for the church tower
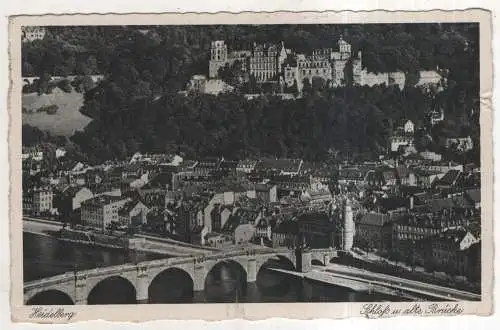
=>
[342,199,355,251]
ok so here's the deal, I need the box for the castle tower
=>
[331,36,353,87]
[338,36,352,60]
[343,199,355,251]
[209,40,228,78]
[352,50,363,85]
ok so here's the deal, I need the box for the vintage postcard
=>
[8,9,493,322]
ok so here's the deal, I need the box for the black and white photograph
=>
[16,17,488,312]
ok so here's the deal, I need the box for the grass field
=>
[22,87,93,137]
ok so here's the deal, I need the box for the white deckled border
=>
[7,9,493,323]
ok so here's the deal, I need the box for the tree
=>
[311,76,326,93]
[106,221,120,234]
[57,79,72,93]
[302,78,312,96]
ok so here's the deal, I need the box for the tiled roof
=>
[396,165,411,179]
[62,185,90,197]
[256,158,302,172]
[273,219,298,234]
[438,170,462,186]
[82,195,127,207]
[118,200,144,215]
[357,212,392,226]
[466,189,481,204]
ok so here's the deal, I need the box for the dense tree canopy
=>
[22,23,479,164]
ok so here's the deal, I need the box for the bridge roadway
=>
[24,217,219,256]
[267,268,418,301]
[24,247,337,304]
[317,264,481,301]
[24,245,481,304]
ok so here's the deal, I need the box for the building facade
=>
[22,26,46,42]
[32,187,54,216]
[81,196,130,230]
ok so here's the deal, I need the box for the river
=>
[24,232,407,304]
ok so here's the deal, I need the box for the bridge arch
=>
[311,259,326,266]
[254,254,298,299]
[87,276,137,305]
[26,289,74,305]
[204,259,248,302]
[257,254,296,274]
[148,267,194,303]
[275,254,297,269]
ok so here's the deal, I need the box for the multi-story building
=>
[28,187,54,216]
[117,200,150,227]
[298,213,337,249]
[296,52,333,87]
[254,184,278,203]
[389,134,415,153]
[22,26,46,42]
[429,228,479,277]
[61,186,94,211]
[355,212,393,252]
[80,195,130,230]
[22,146,44,161]
[249,42,286,82]
[285,37,363,91]
[272,219,299,248]
[236,159,259,174]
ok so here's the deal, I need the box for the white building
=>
[22,146,43,162]
[81,195,130,230]
[404,120,415,134]
[22,26,46,42]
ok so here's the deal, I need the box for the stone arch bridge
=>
[24,248,337,304]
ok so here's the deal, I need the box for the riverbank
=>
[23,218,198,257]
[23,217,63,237]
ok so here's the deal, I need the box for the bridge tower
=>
[295,232,312,272]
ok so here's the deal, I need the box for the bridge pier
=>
[296,250,312,273]
[75,274,88,305]
[247,258,257,282]
[323,254,330,266]
[136,266,149,304]
[193,263,206,292]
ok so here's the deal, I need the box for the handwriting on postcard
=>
[361,303,464,318]
[29,307,76,321]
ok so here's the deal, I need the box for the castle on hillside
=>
[207,37,446,95]
[209,37,363,92]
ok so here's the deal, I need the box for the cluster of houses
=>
[22,140,481,280]
[388,114,474,158]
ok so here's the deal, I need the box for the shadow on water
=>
[203,261,248,303]
[148,268,194,303]
[87,276,137,304]
[26,290,75,305]
[23,232,165,282]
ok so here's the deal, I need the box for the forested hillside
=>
[22,24,479,164]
